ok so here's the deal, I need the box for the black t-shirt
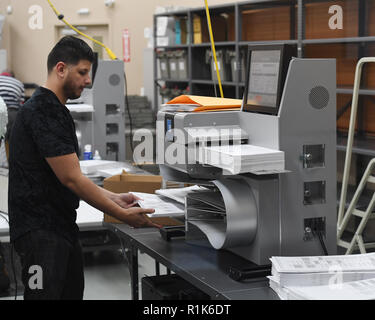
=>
[8,86,80,243]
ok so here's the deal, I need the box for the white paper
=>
[186,192,226,212]
[160,104,199,112]
[270,253,375,299]
[271,253,375,274]
[268,276,288,300]
[156,37,169,47]
[205,144,284,158]
[156,17,168,36]
[79,160,124,175]
[200,144,285,174]
[65,103,94,113]
[155,185,205,204]
[97,167,130,178]
[285,278,375,300]
[189,220,227,249]
[269,271,375,287]
[131,192,184,217]
[76,201,103,224]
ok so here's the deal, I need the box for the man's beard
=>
[63,79,82,100]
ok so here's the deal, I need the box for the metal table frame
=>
[105,222,278,300]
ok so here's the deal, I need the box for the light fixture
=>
[62,26,87,35]
[77,8,90,15]
[104,0,115,8]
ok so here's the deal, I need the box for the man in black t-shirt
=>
[8,36,160,300]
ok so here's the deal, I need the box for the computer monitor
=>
[242,44,297,115]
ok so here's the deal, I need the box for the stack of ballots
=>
[200,144,285,175]
[269,253,375,300]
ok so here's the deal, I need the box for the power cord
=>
[316,231,329,256]
[46,0,117,60]
[0,213,17,299]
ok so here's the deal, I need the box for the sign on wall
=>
[122,29,130,63]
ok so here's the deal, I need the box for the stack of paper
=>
[185,190,227,250]
[80,160,124,175]
[155,185,207,204]
[277,278,375,300]
[96,162,139,177]
[199,144,285,175]
[66,103,94,113]
[131,192,184,217]
[161,104,199,112]
[269,253,375,300]
[185,191,226,224]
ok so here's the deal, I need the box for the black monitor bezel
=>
[242,44,297,116]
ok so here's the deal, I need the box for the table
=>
[0,200,105,238]
[104,222,279,300]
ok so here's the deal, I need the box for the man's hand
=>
[121,207,162,229]
[45,153,162,229]
[113,193,142,209]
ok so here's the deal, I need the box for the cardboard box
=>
[103,172,184,227]
[179,17,188,44]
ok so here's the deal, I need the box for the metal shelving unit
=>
[153,0,375,160]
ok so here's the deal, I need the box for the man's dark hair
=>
[47,36,94,73]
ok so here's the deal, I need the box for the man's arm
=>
[98,187,144,209]
[46,153,160,228]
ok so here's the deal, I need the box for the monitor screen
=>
[247,50,281,108]
[242,44,297,115]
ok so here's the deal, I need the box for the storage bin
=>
[168,51,179,79]
[175,50,188,79]
[157,51,170,79]
[226,50,237,82]
[205,49,231,82]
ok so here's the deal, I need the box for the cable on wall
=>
[46,0,117,60]
[204,0,224,98]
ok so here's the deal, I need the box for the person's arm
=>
[98,187,143,209]
[46,153,161,228]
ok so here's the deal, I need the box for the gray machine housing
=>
[157,58,337,265]
[69,59,126,161]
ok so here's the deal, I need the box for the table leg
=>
[121,238,139,300]
[130,243,139,300]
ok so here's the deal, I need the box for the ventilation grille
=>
[309,86,329,110]
[109,74,120,86]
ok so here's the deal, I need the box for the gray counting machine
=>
[67,58,126,161]
[156,44,337,268]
